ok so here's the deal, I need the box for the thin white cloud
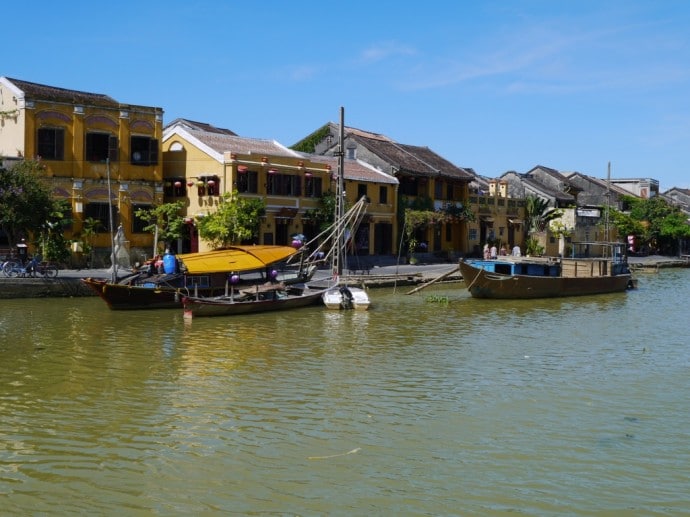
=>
[357,41,417,64]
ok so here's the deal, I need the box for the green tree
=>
[0,159,56,248]
[303,191,337,233]
[134,201,186,253]
[524,195,562,234]
[39,199,72,264]
[197,191,265,248]
[611,195,690,254]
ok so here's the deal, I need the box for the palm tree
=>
[524,195,562,233]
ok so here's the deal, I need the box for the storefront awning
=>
[479,216,494,222]
[508,218,524,225]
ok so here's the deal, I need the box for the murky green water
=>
[1,271,689,515]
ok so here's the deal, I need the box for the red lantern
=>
[186,181,194,187]
[237,165,248,173]
[207,180,216,187]
[174,181,182,188]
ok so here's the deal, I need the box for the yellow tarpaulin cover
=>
[177,245,298,274]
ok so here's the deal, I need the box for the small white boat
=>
[322,285,370,310]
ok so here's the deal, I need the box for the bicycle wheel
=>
[43,265,59,278]
[1,262,14,276]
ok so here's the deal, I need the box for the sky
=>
[4,0,690,190]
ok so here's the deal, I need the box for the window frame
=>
[130,136,159,166]
[86,132,118,163]
[37,127,65,160]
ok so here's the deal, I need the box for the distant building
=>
[610,178,659,199]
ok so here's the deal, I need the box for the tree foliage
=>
[0,160,58,248]
[303,190,337,233]
[134,201,186,252]
[197,191,265,249]
[0,159,72,262]
[610,195,690,254]
[524,195,563,233]
[402,201,474,254]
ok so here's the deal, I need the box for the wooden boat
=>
[459,242,636,299]
[182,282,325,317]
[82,245,316,310]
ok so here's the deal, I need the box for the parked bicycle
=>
[2,257,58,278]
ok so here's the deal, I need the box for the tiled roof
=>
[5,77,119,108]
[566,172,632,197]
[521,175,575,202]
[308,155,398,185]
[165,118,237,135]
[353,135,473,181]
[187,128,300,158]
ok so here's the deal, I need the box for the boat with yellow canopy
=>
[82,245,317,310]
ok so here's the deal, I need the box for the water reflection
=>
[1,271,689,514]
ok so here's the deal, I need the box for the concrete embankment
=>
[0,276,96,299]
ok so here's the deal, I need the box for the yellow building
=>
[466,179,526,256]
[162,119,398,254]
[0,77,163,264]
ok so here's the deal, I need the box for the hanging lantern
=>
[186,181,194,187]
[207,180,216,187]
[174,181,182,188]
[267,168,278,175]
[230,274,240,284]
[237,165,248,173]
[197,180,204,187]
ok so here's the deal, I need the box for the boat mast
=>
[106,158,117,283]
[333,106,346,279]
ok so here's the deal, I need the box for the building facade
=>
[162,120,398,254]
[0,77,163,264]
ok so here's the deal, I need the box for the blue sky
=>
[5,0,690,189]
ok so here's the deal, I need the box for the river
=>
[1,270,688,515]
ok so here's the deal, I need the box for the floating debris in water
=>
[425,294,450,305]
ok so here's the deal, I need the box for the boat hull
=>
[182,287,325,317]
[81,277,226,310]
[82,266,316,310]
[322,286,370,310]
[459,260,634,299]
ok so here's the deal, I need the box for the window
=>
[130,136,159,165]
[267,174,301,196]
[400,178,418,196]
[379,186,388,204]
[237,170,258,193]
[132,204,150,233]
[84,202,116,233]
[435,180,444,200]
[199,175,220,196]
[86,132,118,162]
[305,176,322,198]
[357,183,368,202]
[37,128,65,160]
[164,178,187,197]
